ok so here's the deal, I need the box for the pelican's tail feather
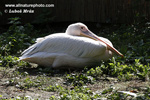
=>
[19,56,30,61]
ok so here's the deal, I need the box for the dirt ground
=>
[0,66,150,99]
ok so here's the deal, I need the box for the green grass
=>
[0,18,150,99]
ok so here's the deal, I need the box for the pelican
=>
[19,23,123,68]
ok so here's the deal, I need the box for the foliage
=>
[86,58,150,81]
[43,84,64,92]
[0,17,35,56]
[100,20,150,63]
[8,72,51,90]
[65,73,95,86]
[0,55,30,68]
[0,55,18,67]
[86,66,103,79]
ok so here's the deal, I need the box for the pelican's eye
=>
[81,27,84,29]
[80,26,86,31]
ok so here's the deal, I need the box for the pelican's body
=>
[20,23,123,68]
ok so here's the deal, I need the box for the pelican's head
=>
[66,22,124,58]
[66,23,89,36]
